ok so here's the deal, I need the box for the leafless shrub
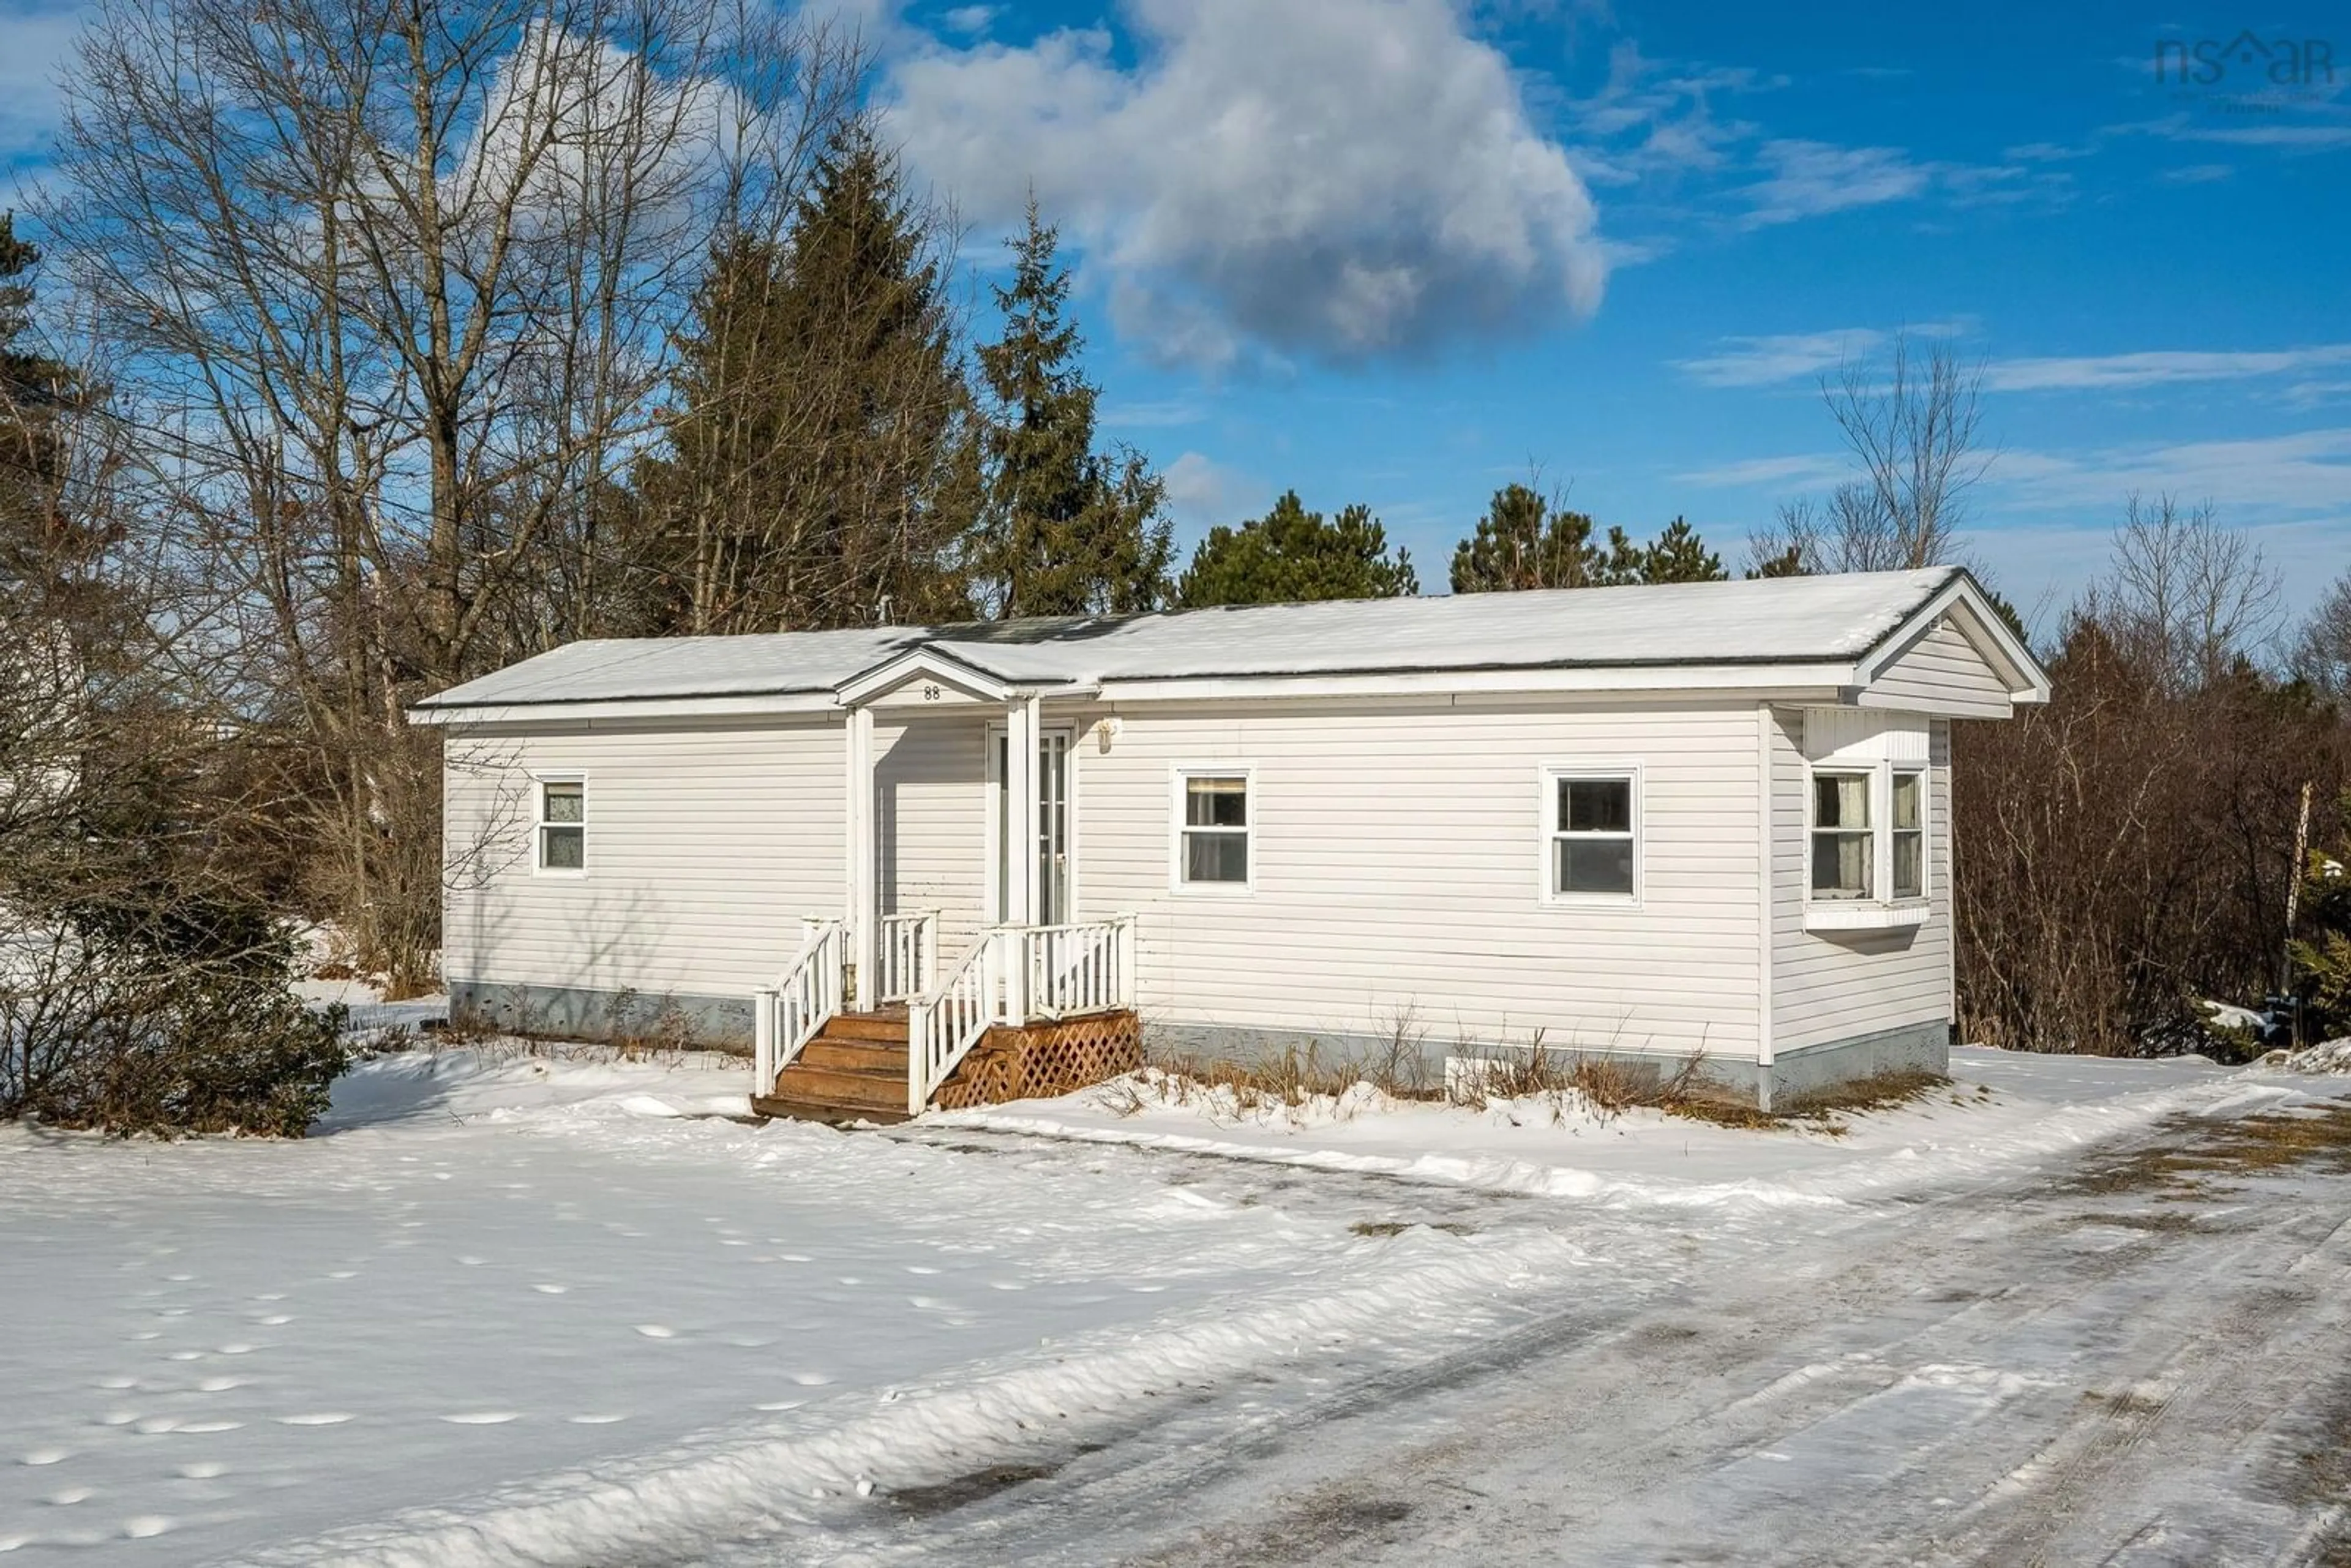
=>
[1954,508,2347,1056]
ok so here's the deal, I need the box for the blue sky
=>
[4,0,2345,629]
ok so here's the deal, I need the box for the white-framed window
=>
[1542,767,1640,902]
[1799,711,1932,928]
[1809,770,1874,901]
[535,776,587,873]
[1891,769,1926,900]
[1171,768,1251,891]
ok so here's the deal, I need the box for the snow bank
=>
[932,1048,2265,1209]
[2266,1037,2351,1074]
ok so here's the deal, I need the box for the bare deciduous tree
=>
[2084,493,2284,697]
[38,0,858,988]
[2291,566,2351,704]
[1747,331,1990,576]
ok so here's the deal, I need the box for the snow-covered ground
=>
[2,1042,2344,1566]
[935,1048,2254,1206]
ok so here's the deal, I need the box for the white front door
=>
[991,727,1072,925]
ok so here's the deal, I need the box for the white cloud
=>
[2158,162,2235,183]
[1990,427,2351,514]
[1983,344,2351,392]
[1562,40,1771,184]
[1673,329,1884,388]
[880,0,1607,365]
[1160,449,1270,531]
[1671,320,1970,388]
[1673,452,1849,490]
[1677,332,2351,396]
[0,4,85,163]
[1734,140,1932,227]
[1098,396,1207,429]
[2004,140,2096,162]
[2111,112,2351,150]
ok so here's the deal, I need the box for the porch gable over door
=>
[839,648,1013,711]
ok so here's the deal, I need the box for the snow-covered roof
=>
[415,567,2042,715]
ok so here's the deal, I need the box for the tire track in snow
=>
[882,1097,2351,1568]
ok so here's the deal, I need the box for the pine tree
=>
[0,213,100,625]
[1449,483,1610,591]
[1176,492,1417,607]
[1638,517,1728,583]
[630,123,978,634]
[975,202,1172,618]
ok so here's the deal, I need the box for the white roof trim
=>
[409,692,841,727]
[834,647,1016,707]
[1851,572,2051,704]
[1092,662,1863,705]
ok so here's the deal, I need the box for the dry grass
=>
[2076,1102,2351,1197]
[1664,1069,1948,1133]
[1111,1023,1960,1135]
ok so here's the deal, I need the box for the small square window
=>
[1177,773,1250,887]
[538,780,585,871]
[1548,773,1637,898]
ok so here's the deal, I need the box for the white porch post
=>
[1016,693,1043,927]
[1005,694,1035,928]
[1002,694,1037,1025]
[847,703,877,1011]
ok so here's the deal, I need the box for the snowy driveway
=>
[3,1046,2347,1565]
[882,1093,2351,1567]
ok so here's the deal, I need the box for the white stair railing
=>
[906,915,1139,1115]
[906,930,1005,1116]
[753,917,846,1094]
[876,910,939,1004]
[1018,915,1138,1019]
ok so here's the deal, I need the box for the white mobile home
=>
[412,568,2050,1116]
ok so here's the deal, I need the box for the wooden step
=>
[798,1038,909,1074]
[750,1092,910,1127]
[772,1061,906,1112]
[824,1012,910,1045]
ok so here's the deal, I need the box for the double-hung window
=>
[1799,711,1933,928]
[1809,771,1874,901]
[1891,770,1925,900]
[537,778,586,872]
[1175,771,1250,889]
[1545,770,1638,901]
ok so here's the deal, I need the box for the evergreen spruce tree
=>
[1638,517,1728,583]
[1454,486,1734,591]
[1449,483,1610,591]
[631,122,977,634]
[1747,544,1807,579]
[975,202,1172,618]
[1176,492,1417,606]
[0,212,103,632]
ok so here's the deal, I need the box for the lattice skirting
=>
[931,1010,1142,1111]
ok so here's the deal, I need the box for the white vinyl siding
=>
[441,718,847,1000]
[1769,707,1953,1054]
[1073,698,1763,1059]
[1860,616,2017,718]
